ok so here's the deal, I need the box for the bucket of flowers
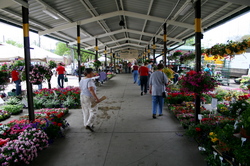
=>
[179,70,218,95]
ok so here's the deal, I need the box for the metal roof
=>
[0,0,250,56]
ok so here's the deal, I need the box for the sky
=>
[0,23,58,50]
[0,11,250,51]
[202,11,250,48]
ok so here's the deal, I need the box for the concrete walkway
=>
[30,74,206,166]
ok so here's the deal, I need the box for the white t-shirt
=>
[79,78,96,97]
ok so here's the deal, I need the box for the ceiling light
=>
[119,20,125,26]
[43,8,59,19]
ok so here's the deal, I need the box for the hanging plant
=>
[93,60,102,68]
[48,60,57,69]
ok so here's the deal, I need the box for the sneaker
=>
[86,125,94,132]
[159,114,163,116]
[152,114,156,119]
[141,92,143,96]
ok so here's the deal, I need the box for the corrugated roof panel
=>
[123,0,151,15]
[150,0,185,18]
[81,22,106,36]
[126,17,145,31]
[144,20,162,34]
[128,33,141,39]
[43,0,93,21]
[114,33,126,40]
[141,35,152,41]
[89,0,117,14]
[99,36,113,43]
[104,16,122,32]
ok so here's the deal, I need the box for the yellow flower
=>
[211,138,219,143]
[209,132,214,136]
[225,48,231,54]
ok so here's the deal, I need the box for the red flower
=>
[52,122,57,126]
[57,123,63,127]
[187,70,196,76]
[195,127,201,132]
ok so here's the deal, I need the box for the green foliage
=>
[63,96,78,108]
[5,97,22,105]
[12,60,25,70]
[6,39,23,48]
[48,60,57,69]
[54,42,70,56]
[184,37,195,46]
[1,104,23,114]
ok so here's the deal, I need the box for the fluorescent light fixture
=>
[179,3,193,16]
[43,8,59,19]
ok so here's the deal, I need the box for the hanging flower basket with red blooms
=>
[179,70,219,95]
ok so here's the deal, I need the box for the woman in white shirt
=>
[79,68,100,132]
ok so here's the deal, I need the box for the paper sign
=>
[53,90,57,96]
[211,98,218,109]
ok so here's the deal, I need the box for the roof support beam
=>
[84,37,162,50]
[69,29,181,45]
[39,10,196,36]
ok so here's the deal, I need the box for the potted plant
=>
[1,104,23,115]
[179,70,219,95]
[239,107,250,138]
[0,110,11,121]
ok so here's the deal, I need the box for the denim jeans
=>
[58,74,64,88]
[132,70,138,83]
[14,80,21,96]
[152,96,164,115]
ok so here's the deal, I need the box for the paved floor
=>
[27,73,206,166]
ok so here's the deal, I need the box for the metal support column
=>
[113,53,116,73]
[148,45,150,60]
[153,37,156,63]
[110,51,112,71]
[163,23,167,67]
[195,0,202,124]
[95,38,98,71]
[22,0,34,122]
[77,24,81,82]
[104,46,107,72]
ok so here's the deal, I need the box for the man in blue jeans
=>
[149,64,168,119]
[55,63,66,88]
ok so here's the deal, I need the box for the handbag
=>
[64,77,68,82]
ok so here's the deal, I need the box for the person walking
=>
[127,62,132,73]
[55,63,66,88]
[124,61,128,73]
[139,62,149,96]
[149,64,168,119]
[132,63,139,83]
[11,68,21,96]
[79,68,100,132]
